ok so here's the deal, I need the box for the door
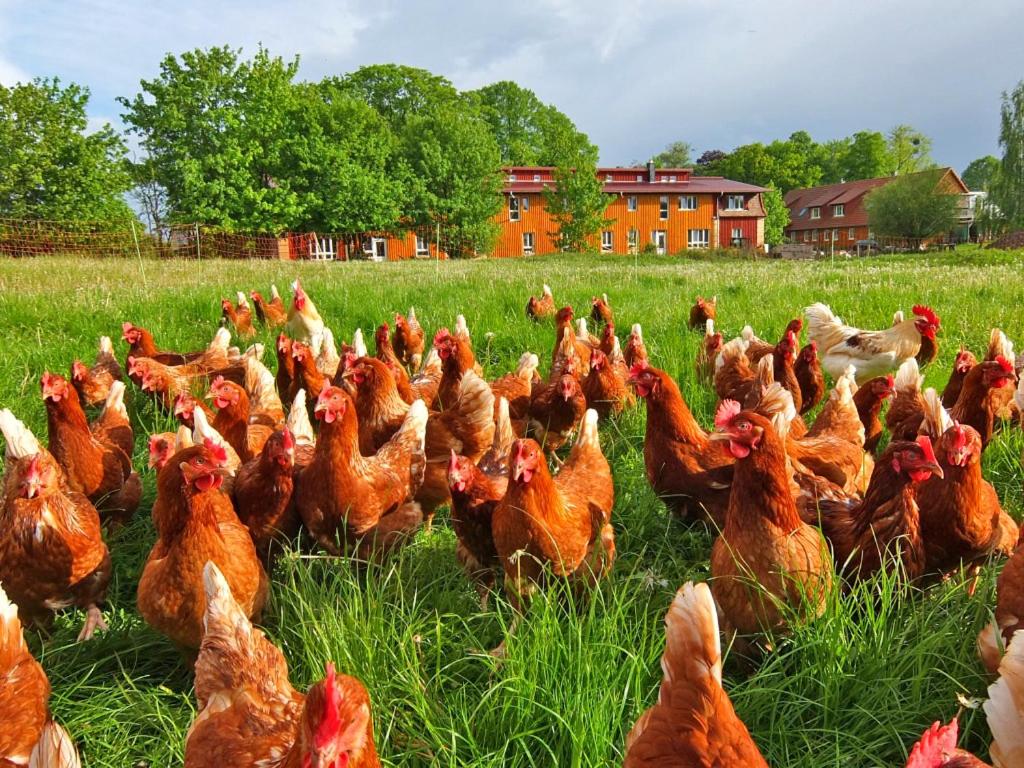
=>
[653,230,667,255]
[372,237,387,261]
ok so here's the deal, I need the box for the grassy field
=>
[1,247,1023,767]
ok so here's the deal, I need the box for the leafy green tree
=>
[765,132,822,192]
[338,64,459,130]
[842,131,891,181]
[544,161,611,252]
[990,80,1024,229]
[694,149,726,175]
[864,169,957,240]
[815,138,851,184]
[886,124,934,176]
[650,141,693,168]
[119,46,303,232]
[960,155,1000,191]
[0,78,133,224]
[763,185,789,246]
[714,143,775,187]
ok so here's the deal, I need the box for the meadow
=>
[1,247,1023,767]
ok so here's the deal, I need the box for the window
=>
[678,195,697,210]
[601,231,613,253]
[636,174,643,182]
[652,230,668,254]
[669,175,677,182]
[508,174,517,182]
[627,195,637,212]
[868,230,875,240]
[833,204,845,217]
[810,206,821,220]
[522,232,534,255]
[823,230,830,242]
[832,228,839,242]
[605,174,612,182]
[803,231,811,243]
[812,230,818,242]
[415,235,429,257]
[627,228,638,253]
[659,196,669,220]
[509,196,520,221]
[731,227,744,247]
[533,174,540,182]
[726,195,745,210]
[848,227,856,240]
[688,229,710,249]
[521,196,530,211]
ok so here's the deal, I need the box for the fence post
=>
[194,223,202,260]
[130,219,147,285]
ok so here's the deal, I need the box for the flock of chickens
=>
[1,277,1023,766]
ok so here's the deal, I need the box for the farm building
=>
[784,167,973,249]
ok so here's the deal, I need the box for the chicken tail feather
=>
[28,721,81,768]
[985,630,1024,768]
[0,408,42,459]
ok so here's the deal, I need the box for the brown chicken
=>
[493,411,615,609]
[582,348,634,418]
[695,319,723,385]
[904,701,1024,768]
[42,373,140,526]
[916,389,1018,575]
[624,323,649,369]
[221,292,256,339]
[490,352,539,425]
[0,409,110,641]
[746,318,803,365]
[818,436,943,583]
[276,334,297,403]
[172,391,213,431]
[979,532,1024,674]
[854,374,895,453]
[393,308,425,370]
[942,347,979,409]
[250,285,287,328]
[206,375,277,462]
[951,356,1017,448]
[794,341,826,415]
[590,293,613,326]
[527,372,587,452]
[292,341,328,421]
[70,335,123,408]
[622,581,769,768]
[138,441,268,651]
[296,386,427,558]
[688,295,717,330]
[709,402,832,644]
[714,337,757,404]
[122,321,203,367]
[984,329,1017,420]
[433,327,479,410]
[887,358,927,442]
[185,562,380,768]
[0,583,82,767]
[526,284,555,321]
[374,322,404,372]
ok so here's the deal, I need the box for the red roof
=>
[502,166,764,196]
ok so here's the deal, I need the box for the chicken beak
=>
[924,461,944,480]
[707,431,731,443]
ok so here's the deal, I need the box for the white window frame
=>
[627,228,638,253]
[521,196,530,212]
[508,174,517,182]
[636,174,643,182]
[810,206,821,220]
[627,195,637,212]
[731,227,743,245]
[687,228,709,249]
[601,230,613,253]
[659,195,669,220]
[605,174,612,182]
[678,195,697,211]
[833,228,839,242]
[804,231,810,243]
[509,196,520,222]
[833,204,845,217]
[669,175,677,182]
[848,227,856,240]
[726,194,745,210]
[823,229,831,242]
[415,235,429,258]
[652,230,668,254]
[522,232,534,255]
[812,230,819,242]
[533,174,540,182]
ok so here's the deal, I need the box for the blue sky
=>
[2,0,1022,171]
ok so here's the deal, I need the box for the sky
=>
[1,0,1022,172]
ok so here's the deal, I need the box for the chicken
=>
[598,322,617,356]
[316,327,341,378]
[275,334,297,405]
[551,327,585,383]
[622,582,769,768]
[206,375,277,462]
[138,441,268,651]
[493,411,615,609]
[806,367,864,444]
[887,358,927,442]
[818,436,942,583]
[403,348,443,406]
[695,319,723,385]
[184,562,380,768]
[745,318,803,366]
[526,283,555,321]
[630,362,733,526]
[527,372,587,452]
[942,347,979,409]
[148,429,189,471]
[575,317,602,352]
[233,428,306,564]
[854,374,895,453]
[590,293,613,326]
[245,356,286,426]
[221,292,256,339]
[295,386,427,558]
[624,323,649,369]
[373,322,404,372]
[191,408,242,479]
[393,308,425,370]
[769,328,803,413]
[0,409,110,642]
[121,322,203,367]
[551,307,592,372]
[916,389,1018,575]
[0,583,82,767]
[291,342,328,420]
[286,279,326,350]
[250,284,287,328]
[688,295,717,330]
[286,389,316,448]
[979,535,1024,674]
[708,402,832,645]
[582,348,634,418]
[984,329,1017,420]
[41,374,140,526]
[489,352,539,424]
[432,326,480,410]
[70,335,123,408]
[805,302,940,382]
[447,398,515,602]
[951,356,1017,448]
[173,391,213,431]
[714,337,756,403]
[794,341,825,415]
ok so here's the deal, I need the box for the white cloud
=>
[0,55,28,85]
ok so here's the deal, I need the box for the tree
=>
[989,80,1024,229]
[960,155,1000,191]
[0,78,133,224]
[814,138,851,184]
[764,132,822,192]
[650,141,693,168]
[338,64,460,130]
[864,169,958,241]
[694,149,726,175]
[543,162,610,252]
[128,156,170,237]
[842,131,891,181]
[763,185,789,246]
[886,124,934,175]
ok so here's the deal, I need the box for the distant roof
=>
[502,165,765,195]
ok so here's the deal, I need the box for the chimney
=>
[647,161,656,183]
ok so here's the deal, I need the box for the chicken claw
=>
[77,605,108,641]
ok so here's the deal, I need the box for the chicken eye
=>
[195,457,205,466]
[737,421,751,431]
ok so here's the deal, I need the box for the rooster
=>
[296,386,427,558]
[221,292,256,339]
[70,335,123,408]
[688,295,717,330]
[184,562,381,767]
[623,582,769,767]
[0,583,82,766]
[942,347,978,409]
[286,279,325,350]
[804,302,940,382]
[854,374,895,453]
[250,285,286,327]
[393,308,425,370]
[525,284,555,321]
[0,409,110,641]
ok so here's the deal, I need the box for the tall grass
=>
[0,247,1021,766]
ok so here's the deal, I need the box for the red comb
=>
[203,438,228,466]
[448,449,460,474]
[315,661,343,749]
[915,435,938,464]
[886,374,895,388]
[715,400,742,430]
[628,360,650,378]
[949,423,969,450]
[905,719,958,768]
[433,328,451,345]
[211,375,226,389]
[996,355,1013,374]
[280,428,294,451]
[912,305,940,327]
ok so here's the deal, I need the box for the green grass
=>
[1,246,1022,767]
